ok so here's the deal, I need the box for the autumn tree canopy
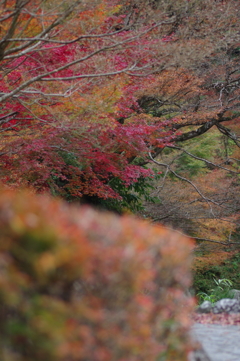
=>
[0,0,239,243]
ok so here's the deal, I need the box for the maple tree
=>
[0,0,178,208]
[0,0,239,226]
[133,1,240,248]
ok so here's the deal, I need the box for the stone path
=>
[191,323,240,361]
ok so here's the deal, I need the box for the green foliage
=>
[174,131,220,177]
[213,277,233,289]
[197,278,234,304]
[0,188,195,361]
[193,252,240,305]
[98,171,161,213]
[197,292,217,304]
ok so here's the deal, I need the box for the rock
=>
[197,298,240,314]
[197,301,213,313]
[212,298,240,314]
[229,289,240,301]
[188,348,211,361]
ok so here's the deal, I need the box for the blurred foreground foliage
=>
[0,188,195,361]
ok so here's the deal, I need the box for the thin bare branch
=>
[3,0,83,57]
[0,20,172,103]
[167,145,240,174]
[148,151,221,218]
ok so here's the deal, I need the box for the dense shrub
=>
[0,188,195,361]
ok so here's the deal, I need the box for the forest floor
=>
[193,312,240,325]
